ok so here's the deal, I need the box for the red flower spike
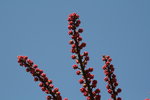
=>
[102,55,122,100]
[68,13,101,100]
[17,56,63,100]
[16,13,135,100]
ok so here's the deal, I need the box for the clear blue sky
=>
[0,0,150,100]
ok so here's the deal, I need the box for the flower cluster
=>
[102,56,122,100]
[68,13,101,100]
[16,13,150,100]
[17,56,63,100]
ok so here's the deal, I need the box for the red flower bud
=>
[78,28,83,33]
[71,55,76,59]
[108,89,112,94]
[39,82,43,87]
[76,70,81,75]
[34,77,38,81]
[117,88,122,93]
[69,40,74,44]
[95,88,101,93]
[41,73,46,77]
[117,97,122,100]
[72,64,78,69]
[46,96,51,100]
[79,79,84,84]
[68,31,73,35]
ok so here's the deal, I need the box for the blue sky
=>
[0,0,150,100]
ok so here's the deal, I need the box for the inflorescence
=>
[17,56,62,100]
[16,13,125,100]
[102,55,122,100]
[67,13,101,100]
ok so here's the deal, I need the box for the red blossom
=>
[17,56,63,100]
[102,55,122,100]
[67,13,101,100]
